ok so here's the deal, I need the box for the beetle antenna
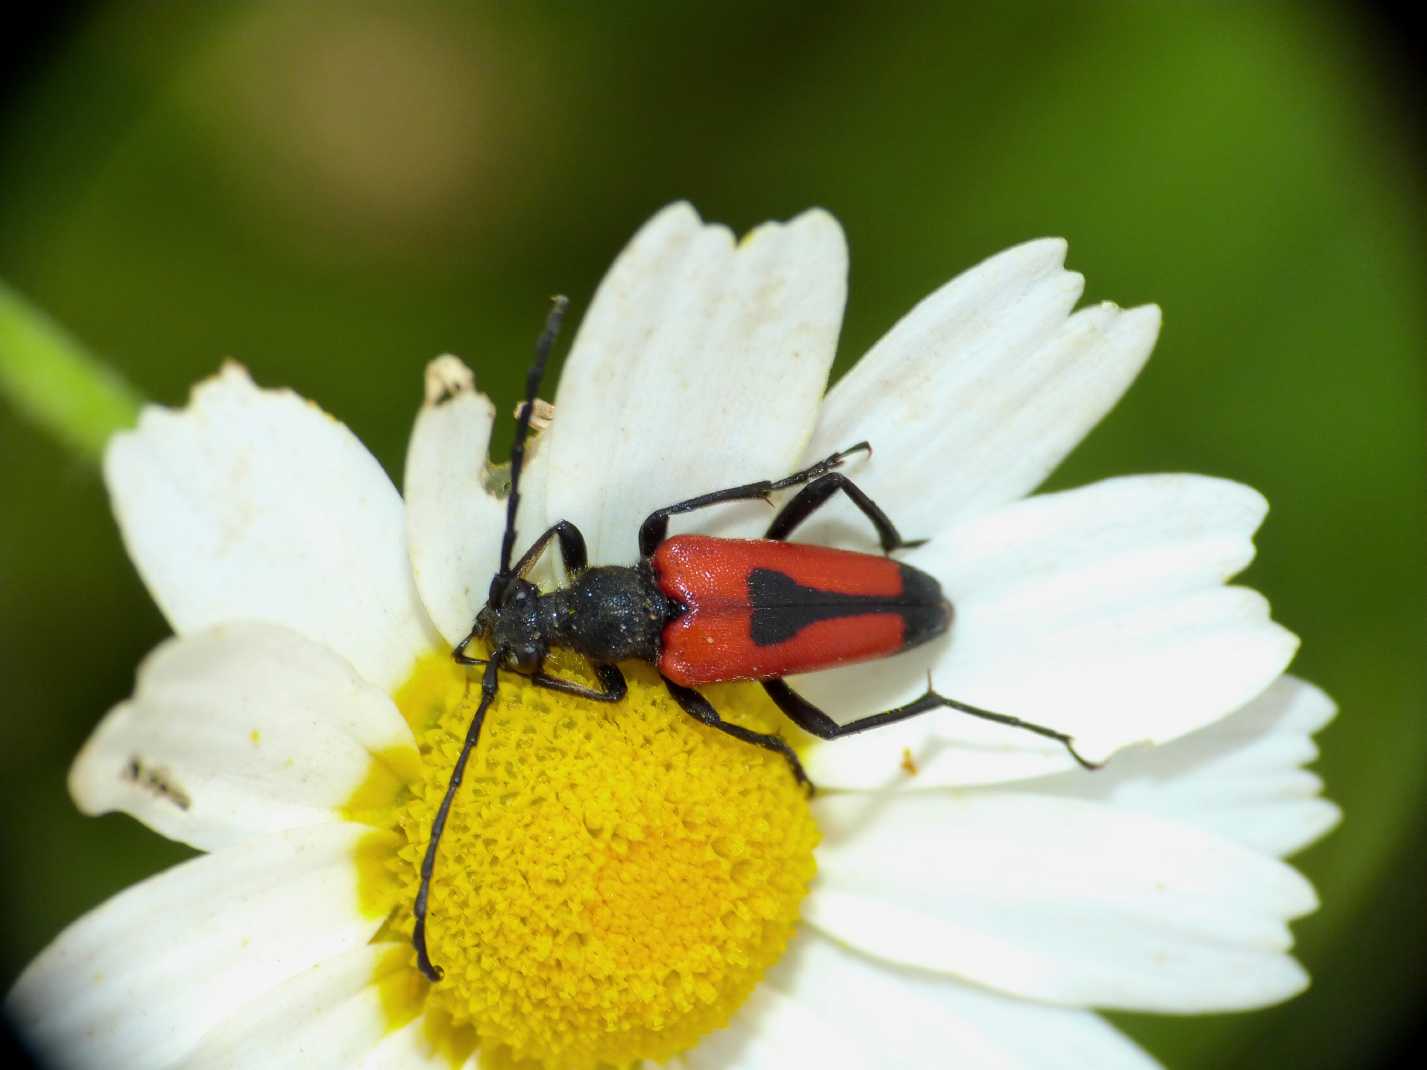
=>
[499,295,569,578]
[414,655,502,981]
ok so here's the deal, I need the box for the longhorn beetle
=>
[412,296,1098,980]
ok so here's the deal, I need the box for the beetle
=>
[413,296,1096,980]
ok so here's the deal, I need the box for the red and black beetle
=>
[413,297,1095,980]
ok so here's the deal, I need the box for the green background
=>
[1,3,1422,1067]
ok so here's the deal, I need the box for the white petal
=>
[7,823,393,1070]
[356,1019,448,1070]
[1021,675,1339,857]
[545,202,846,565]
[180,945,407,1069]
[802,240,1156,539]
[767,931,1161,1069]
[69,623,420,852]
[403,355,554,645]
[104,364,440,693]
[800,475,1297,789]
[808,792,1316,1013]
[680,981,870,1070]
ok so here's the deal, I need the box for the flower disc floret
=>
[391,651,819,1069]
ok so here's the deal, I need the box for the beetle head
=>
[476,575,545,673]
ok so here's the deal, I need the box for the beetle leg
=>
[763,472,924,553]
[761,678,1099,770]
[512,519,589,579]
[638,443,871,557]
[530,662,627,702]
[663,678,814,795]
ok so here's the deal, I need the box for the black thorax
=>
[538,560,677,664]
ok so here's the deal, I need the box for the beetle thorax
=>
[540,563,674,666]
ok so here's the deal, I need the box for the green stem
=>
[0,281,143,462]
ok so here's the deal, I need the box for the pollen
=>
[385,649,819,1069]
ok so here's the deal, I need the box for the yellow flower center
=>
[383,649,818,1069]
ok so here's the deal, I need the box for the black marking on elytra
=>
[746,566,949,649]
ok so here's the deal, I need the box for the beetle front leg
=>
[456,522,589,666]
[513,519,589,578]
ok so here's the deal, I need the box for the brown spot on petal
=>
[123,756,193,810]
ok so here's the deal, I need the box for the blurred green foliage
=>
[0,282,139,460]
[1,3,1422,1067]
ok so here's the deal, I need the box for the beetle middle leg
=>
[530,662,627,702]
[663,678,813,793]
[637,443,871,556]
[763,472,924,554]
[761,678,1100,770]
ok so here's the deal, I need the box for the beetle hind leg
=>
[761,678,1098,771]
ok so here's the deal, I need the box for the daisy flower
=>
[7,204,1337,1070]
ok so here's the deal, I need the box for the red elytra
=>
[653,535,950,687]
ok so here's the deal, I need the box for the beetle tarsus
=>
[1062,740,1102,771]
